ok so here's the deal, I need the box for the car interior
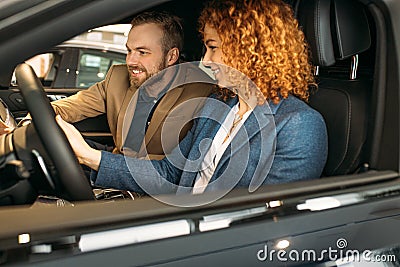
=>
[0,0,400,266]
[297,0,373,176]
[0,0,398,207]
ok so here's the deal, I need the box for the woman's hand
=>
[56,115,101,170]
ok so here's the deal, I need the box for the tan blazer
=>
[52,64,213,158]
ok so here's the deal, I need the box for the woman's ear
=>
[166,47,180,66]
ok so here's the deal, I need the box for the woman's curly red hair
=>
[199,0,316,104]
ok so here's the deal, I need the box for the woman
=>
[57,0,327,196]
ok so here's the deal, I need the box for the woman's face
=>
[202,24,256,103]
[202,24,232,87]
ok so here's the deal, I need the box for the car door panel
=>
[5,176,400,267]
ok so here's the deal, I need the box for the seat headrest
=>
[296,0,371,67]
[332,0,371,60]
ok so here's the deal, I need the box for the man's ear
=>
[166,47,180,66]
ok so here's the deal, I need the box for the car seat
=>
[295,0,373,176]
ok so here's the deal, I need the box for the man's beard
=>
[128,58,167,89]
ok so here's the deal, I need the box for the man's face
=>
[126,23,168,89]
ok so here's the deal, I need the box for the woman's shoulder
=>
[278,95,322,117]
[274,95,326,130]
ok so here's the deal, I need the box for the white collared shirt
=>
[192,103,252,194]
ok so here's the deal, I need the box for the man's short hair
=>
[130,11,184,54]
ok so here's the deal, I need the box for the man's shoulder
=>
[104,64,129,87]
[180,64,214,95]
[109,64,128,75]
[178,63,215,86]
[179,81,214,96]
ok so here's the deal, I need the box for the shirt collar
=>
[268,99,283,115]
[225,95,284,115]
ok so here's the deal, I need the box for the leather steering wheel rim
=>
[15,63,94,201]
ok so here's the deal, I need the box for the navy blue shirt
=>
[125,89,158,152]
[123,68,177,153]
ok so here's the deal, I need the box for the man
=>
[10,11,213,158]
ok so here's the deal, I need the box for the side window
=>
[26,53,54,79]
[12,52,60,87]
[76,51,125,88]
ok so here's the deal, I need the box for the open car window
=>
[10,24,129,89]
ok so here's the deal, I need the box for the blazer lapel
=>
[178,96,279,193]
[119,86,139,150]
[176,114,223,193]
[143,85,184,146]
[133,65,189,156]
[215,102,276,173]
[176,99,235,192]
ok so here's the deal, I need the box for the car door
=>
[0,0,400,266]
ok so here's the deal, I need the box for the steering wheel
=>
[15,63,94,201]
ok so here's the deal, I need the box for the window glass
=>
[12,53,56,86]
[26,53,54,79]
[11,24,129,88]
[76,51,125,88]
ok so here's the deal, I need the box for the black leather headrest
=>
[297,0,335,66]
[332,0,371,60]
[296,0,371,67]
